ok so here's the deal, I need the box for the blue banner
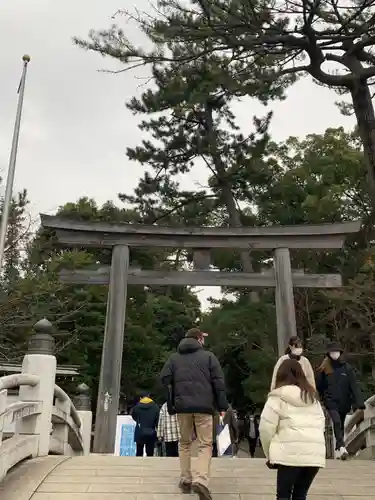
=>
[114,415,136,456]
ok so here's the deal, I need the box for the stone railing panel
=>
[0,434,39,481]
[345,395,375,435]
[344,395,375,457]
[51,408,82,451]
[0,390,6,442]
[2,401,43,428]
[49,435,74,455]
[54,385,82,429]
[52,384,84,454]
[0,319,93,484]
[0,388,43,481]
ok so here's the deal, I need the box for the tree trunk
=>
[204,105,259,302]
[220,180,256,272]
[350,80,375,212]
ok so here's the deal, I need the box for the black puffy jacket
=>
[131,398,160,443]
[315,359,364,413]
[160,338,228,415]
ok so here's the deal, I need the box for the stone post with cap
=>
[74,383,93,455]
[17,318,57,456]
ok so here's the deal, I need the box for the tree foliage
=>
[118,38,277,284]
[75,0,375,236]
[202,296,277,409]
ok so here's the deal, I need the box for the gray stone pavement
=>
[2,455,375,499]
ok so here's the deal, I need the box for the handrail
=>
[345,395,375,435]
[54,384,69,403]
[54,384,81,429]
[70,406,81,429]
[0,374,40,390]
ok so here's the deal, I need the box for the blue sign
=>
[119,421,136,456]
[115,415,137,456]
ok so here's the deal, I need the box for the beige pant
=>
[177,413,213,488]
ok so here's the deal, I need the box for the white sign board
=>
[217,424,231,456]
[114,415,137,456]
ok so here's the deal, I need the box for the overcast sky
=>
[0,0,356,309]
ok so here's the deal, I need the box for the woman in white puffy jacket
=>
[270,336,315,391]
[260,358,326,500]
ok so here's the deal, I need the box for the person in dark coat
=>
[212,405,239,457]
[131,391,160,457]
[316,342,365,460]
[222,405,239,457]
[160,327,228,500]
[244,411,260,458]
[212,413,220,457]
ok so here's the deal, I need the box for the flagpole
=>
[0,55,31,271]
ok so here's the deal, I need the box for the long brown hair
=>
[275,358,317,403]
[317,357,333,375]
[284,336,302,355]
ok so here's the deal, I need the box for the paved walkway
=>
[2,455,375,499]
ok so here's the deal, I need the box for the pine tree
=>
[76,0,375,237]
[113,37,285,303]
[0,189,31,286]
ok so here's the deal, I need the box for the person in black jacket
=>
[243,411,260,458]
[131,392,160,457]
[160,327,228,500]
[316,342,365,460]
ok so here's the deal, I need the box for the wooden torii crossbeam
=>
[42,215,359,249]
[59,267,342,288]
[40,214,361,455]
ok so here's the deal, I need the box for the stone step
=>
[36,457,375,499]
[3,456,375,500]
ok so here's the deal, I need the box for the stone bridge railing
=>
[344,395,375,458]
[0,319,92,481]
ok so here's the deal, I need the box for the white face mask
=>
[291,347,303,356]
[329,351,341,360]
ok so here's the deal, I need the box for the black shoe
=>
[192,482,212,500]
[179,480,192,494]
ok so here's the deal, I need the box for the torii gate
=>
[40,215,361,454]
